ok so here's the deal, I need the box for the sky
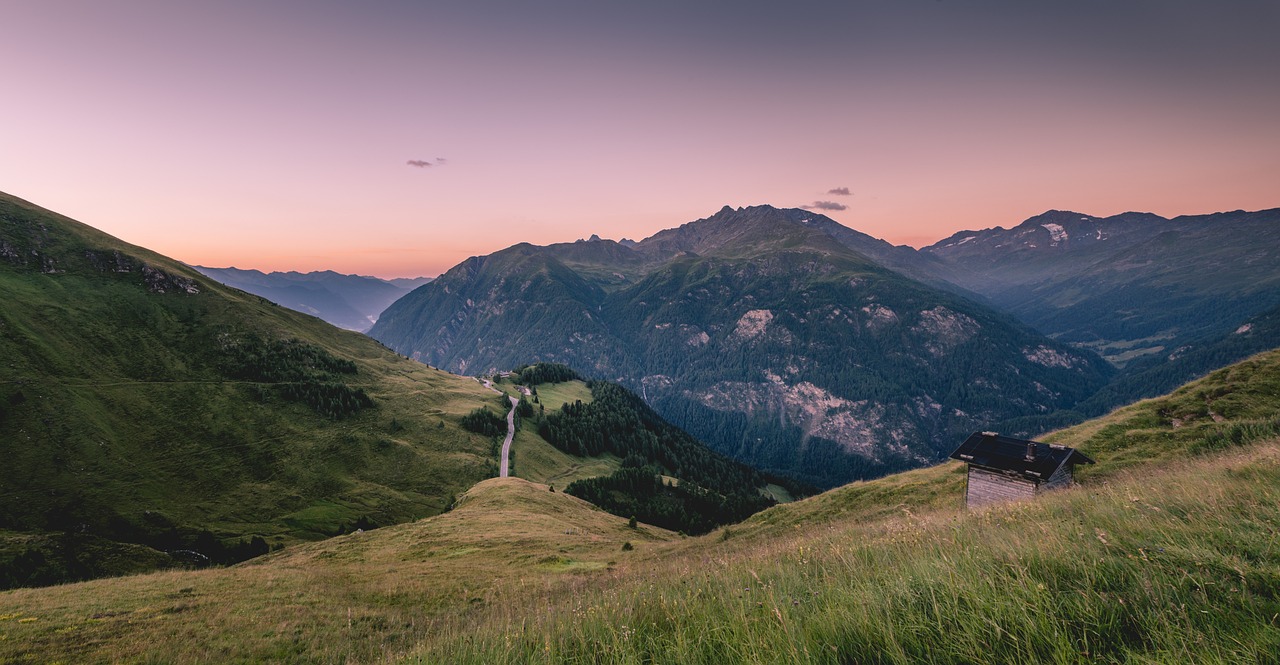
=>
[3,0,1278,278]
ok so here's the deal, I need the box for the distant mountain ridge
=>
[371,205,1113,487]
[921,207,1280,366]
[193,266,432,332]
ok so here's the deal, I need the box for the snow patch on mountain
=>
[1041,223,1068,245]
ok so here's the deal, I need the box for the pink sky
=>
[3,1,1278,278]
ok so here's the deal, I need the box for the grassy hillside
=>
[0,478,675,663]
[0,191,501,586]
[419,440,1280,664]
[4,347,1278,662]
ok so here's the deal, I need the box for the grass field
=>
[512,428,622,487]
[530,379,594,412]
[484,378,615,486]
[414,440,1280,664]
[0,478,676,663]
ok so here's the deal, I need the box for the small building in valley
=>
[949,432,1095,509]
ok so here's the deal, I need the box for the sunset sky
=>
[3,1,1278,278]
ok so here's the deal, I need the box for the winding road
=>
[499,395,518,477]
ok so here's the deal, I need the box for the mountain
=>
[193,266,431,331]
[6,345,1278,663]
[0,192,495,586]
[371,205,1113,487]
[922,208,1280,366]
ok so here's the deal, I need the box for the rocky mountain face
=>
[193,266,431,332]
[921,208,1280,366]
[371,206,1112,487]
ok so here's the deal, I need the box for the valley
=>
[193,266,432,333]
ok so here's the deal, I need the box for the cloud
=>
[826,187,851,196]
[802,200,848,211]
[406,159,433,168]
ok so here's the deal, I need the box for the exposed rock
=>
[687,330,710,347]
[0,239,21,264]
[141,266,200,294]
[912,306,978,355]
[733,309,773,340]
[84,249,140,273]
[688,371,915,459]
[861,303,899,328]
[1023,345,1079,369]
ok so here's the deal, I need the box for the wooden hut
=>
[949,432,1094,508]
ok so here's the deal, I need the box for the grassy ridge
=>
[0,478,674,663]
[414,443,1280,664]
[0,191,501,583]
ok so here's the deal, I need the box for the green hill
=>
[3,340,1277,662]
[0,191,502,587]
[0,477,677,663]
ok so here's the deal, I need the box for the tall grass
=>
[411,444,1280,664]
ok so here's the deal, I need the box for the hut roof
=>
[948,432,1094,480]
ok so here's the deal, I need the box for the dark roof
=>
[948,432,1095,480]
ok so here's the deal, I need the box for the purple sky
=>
[3,0,1278,277]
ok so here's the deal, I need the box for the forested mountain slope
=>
[371,205,1112,487]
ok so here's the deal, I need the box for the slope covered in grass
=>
[0,191,501,586]
[0,477,675,663]
[3,349,1278,662]
[417,441,1280,664]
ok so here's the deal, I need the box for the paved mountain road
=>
[499,395,517,477]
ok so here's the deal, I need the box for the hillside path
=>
[499,395,518,477]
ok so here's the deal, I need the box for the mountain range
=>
[193,266,432,332]
[370,205,1115,487]
[370,204,1280,487]
[921,208,1280,366]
